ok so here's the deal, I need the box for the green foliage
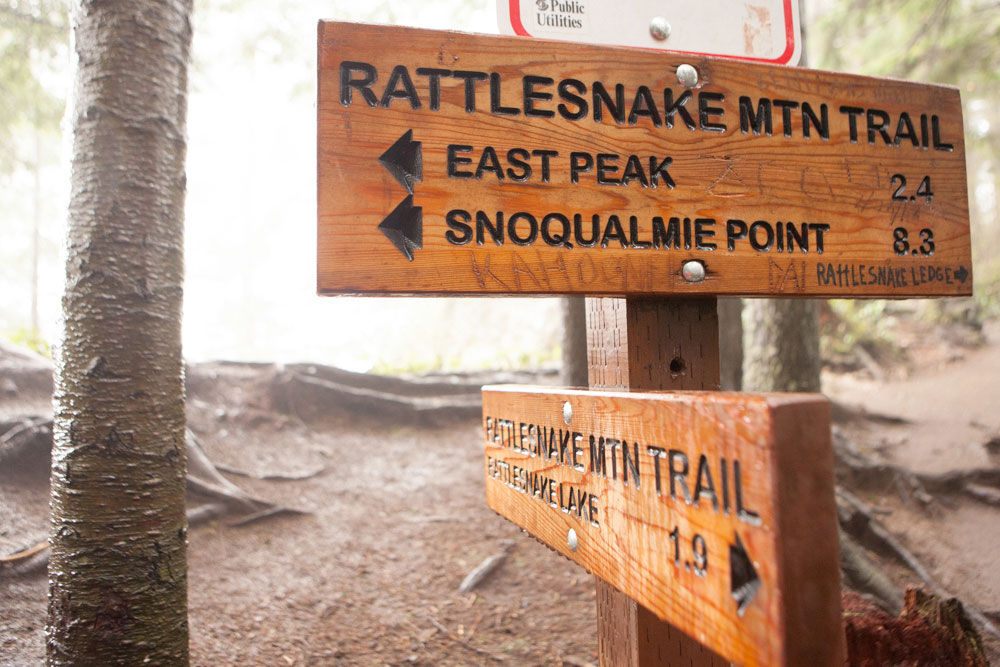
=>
[811,0,1000,321]
[0,0,68,175]
[973,257,1000,318]
[3,326,51,357]
[821,300,898,358]
[812,0,1000,86]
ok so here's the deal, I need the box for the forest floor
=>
[2,310,1000,665]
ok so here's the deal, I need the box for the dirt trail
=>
[2,333,999,664]
[825,323,1000,632]
[825,323,1000,473]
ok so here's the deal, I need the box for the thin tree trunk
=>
[31,116,42,334]
[742,299,822,392]
[717,297,743,390]
[47,1,193,664]
[561,296,588,386]
[741,0,822,396]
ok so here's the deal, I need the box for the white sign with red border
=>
[497,0,801,65]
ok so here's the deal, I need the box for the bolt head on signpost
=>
[648,16,671,41]
[675,63,699,87]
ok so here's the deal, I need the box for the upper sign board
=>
[317,22,972,298]
[497,0,801,65]
[482,385,842,666]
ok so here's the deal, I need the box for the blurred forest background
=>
[1,0,998,372]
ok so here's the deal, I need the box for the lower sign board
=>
[482,385,842,666]
[318,22,971,298]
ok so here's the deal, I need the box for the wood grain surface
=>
[587,297,730,667]
[482,386,842,666]
[318,21,971,297]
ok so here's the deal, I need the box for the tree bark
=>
[47,1,193,664]
[717,297,743,390]
[740,1,821,396]
[741,299,822,392]
[561,296,588,386]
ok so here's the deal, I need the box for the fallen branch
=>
[0,539,48,565]
[0,416,52,467]
[458,540,515,593]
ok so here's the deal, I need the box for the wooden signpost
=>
[316,19,973,667]
[482,386,841,666]
[317,22,971,298]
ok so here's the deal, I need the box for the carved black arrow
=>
[730,532,761,617]
[955,266,969,284]
[378,195,422,261]
[379,129,422,194]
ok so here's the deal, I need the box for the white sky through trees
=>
[184,0,566,371]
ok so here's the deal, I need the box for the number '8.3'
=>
[893,227,935,256]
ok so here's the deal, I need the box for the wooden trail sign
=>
[317,21,971,298]
[482,385,842,666]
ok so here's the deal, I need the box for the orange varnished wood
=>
[318,21,971,297]
[588,297,729,667]
[481,386,842,666]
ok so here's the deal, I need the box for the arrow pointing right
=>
[955,266,969,284]
[378,195,422,262]
[730,532,761,618]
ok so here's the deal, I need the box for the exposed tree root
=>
[837,486,1000,641]
[837,530,902,615]
[212,461,325,481]
[836,434,1000,511]
[0,418,310,581]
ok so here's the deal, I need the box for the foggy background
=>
[3,0,997,371]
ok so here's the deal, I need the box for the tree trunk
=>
[742,299,822,392]
[47,1,193,664]
[740,0,821,396]
[561,296,588,386]
[717,297,743,390]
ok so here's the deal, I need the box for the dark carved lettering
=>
[445,209,472,245]
[668,449,692,504]
[663,89,696,129]
[557,78,588,120]
[698,92,726,132]
[452,70,487,112]
[415,67,451,110]
[523,75,555,118]
[446,144,473,179]
[380,65,420,109]
[739,96,772,136]
[593,82,626,124]
[339,61,378,107]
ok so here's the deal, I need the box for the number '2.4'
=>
[891,174,933,203]
[894,227,935,256]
